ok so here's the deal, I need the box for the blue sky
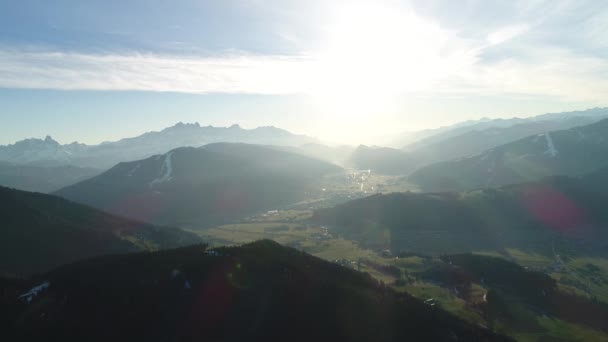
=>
[1,0,608,144]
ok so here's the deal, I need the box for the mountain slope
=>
[314,174,608,256]
[0,186,200,276]
[0,162,101,193]
[406,115,607,166]
[0,240,509,342]
[410,118,608,192]
[55,143,342,227]
[422,253,608,338]
[0,123,319,169]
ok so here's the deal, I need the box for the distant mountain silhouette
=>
[0,123,319,169]
[0,136,87,167]
[403,107,608,151]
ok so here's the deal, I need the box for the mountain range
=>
[3,107,608,185]
[0,123,319,169]
[410,118,608,192]
[0,186,200,276]
[404,108,608,151]
[353,108,608,175]
[404,115,607,167]
[55,143,342,227]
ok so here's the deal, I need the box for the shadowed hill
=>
[55,143,342,227]
[0,186,200,276]
[314,175,608,256]
[0,240,510,342]
[0,162,101,193]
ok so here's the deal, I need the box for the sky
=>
[1,0,608,145]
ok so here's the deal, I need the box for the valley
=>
[3,108,608,342]
[5,2,608,341]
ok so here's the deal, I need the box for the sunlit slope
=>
[0,240,510,342]
[56,143,342,227]
[0,186,200,276]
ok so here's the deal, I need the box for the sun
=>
[302,3,451,142]
[313,3,448,98]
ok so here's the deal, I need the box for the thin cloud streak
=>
[0,50,319,95]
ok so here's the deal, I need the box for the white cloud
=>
[487,24,529,45]
[425,49,606,105]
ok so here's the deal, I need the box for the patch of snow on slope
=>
[577,130,585,141]
[485,160,497,189]
[479,151,492,161]
[127,164,141,177]
[171,269,181,278]
[19,281,50,303]
[150,151,174,186]
[544,132,558,157]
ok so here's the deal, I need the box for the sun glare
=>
[315,4,449,97]
[305,3,454,141]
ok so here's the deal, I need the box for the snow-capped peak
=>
[19,281,50,303]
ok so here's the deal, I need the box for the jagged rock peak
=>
[166,122,202,131]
